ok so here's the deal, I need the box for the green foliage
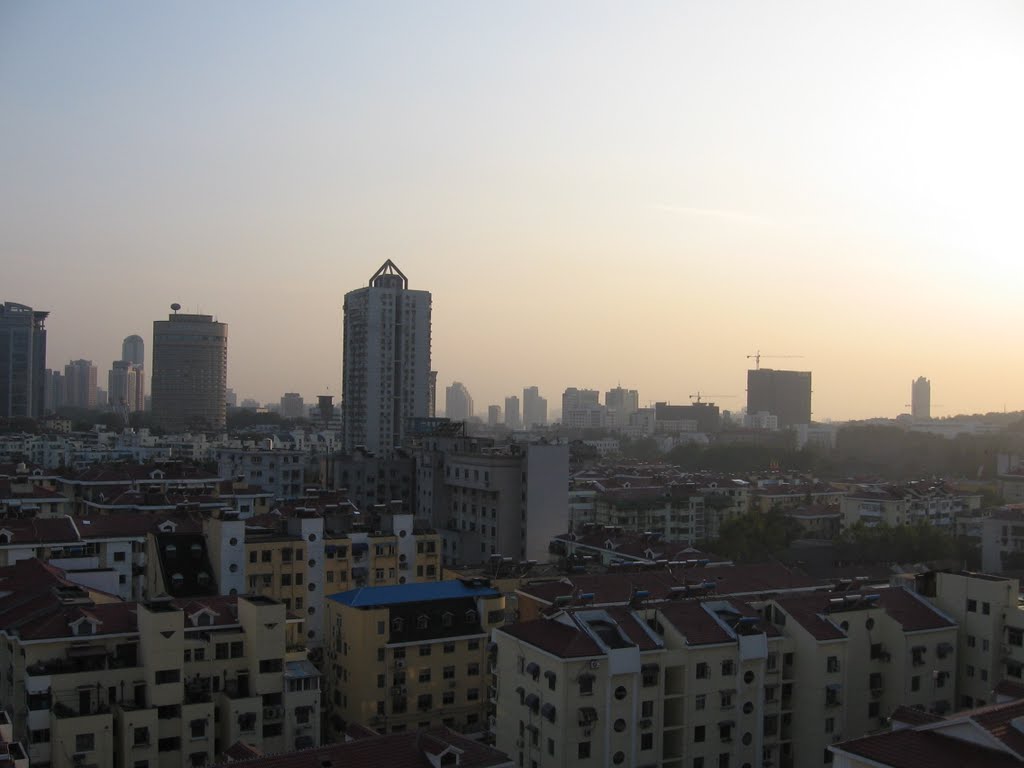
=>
[702,510,803,563]
[834,522,970,566]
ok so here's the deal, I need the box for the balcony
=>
[52,701,111,720]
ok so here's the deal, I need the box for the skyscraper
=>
[504,395,521,429]
[151,309,228,431]
[120,333,146,411]
[122,334,145,365]
[342,261,432,454]
[522,386,547,427]
[108,360,141,413]
[912,376,931,420]
[64,359,98,409]
[487,404,502,426]
[445,381,474,421]
[746,368,812,428]
[605,386,639,427]
[0,301,48,419]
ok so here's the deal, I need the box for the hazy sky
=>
[3,1,1023,420]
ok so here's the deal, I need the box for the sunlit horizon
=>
[3,1,1022,422]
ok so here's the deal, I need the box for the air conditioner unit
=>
[396,659,406,669]
[589,660,600,670]
[400,686,408,695]
[583,728,593,737]
[73,754,86,766]
[639,718,652,729]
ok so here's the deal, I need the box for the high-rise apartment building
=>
[120,334,146,410]
[504,396,521,429]
[605,386,639,427]
[108,360,141,413]
[151,309,228,431]
[912,376,931,420]
[487,404,502,426]
[0,302,48,419]
[445,381,474,421]
[746,368,812,428]
[522,386,547,427]
[64,359,98,409]
[342,261,432,455]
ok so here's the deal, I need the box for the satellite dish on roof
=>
[171,303,181,313]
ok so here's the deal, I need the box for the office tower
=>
[122,334,144,365]
[912,376,931,420]
[225,387,238,408]
[445,381,474,421]
[0,301,48,419]
[561,387,600,413]
[522,385,547,427]
[342,261,432,454]
[605,385,639,427]
[280,392,305,419]
[151,308,228,431]
[487,404,502,426]
[120,334,146,409]
[108,360,140,413]
[746,368,812,428]
[64,359,98,409]
[504,395,521,429]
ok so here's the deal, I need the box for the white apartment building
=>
[342,260,432,455]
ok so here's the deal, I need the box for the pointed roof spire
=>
[369,260,408,289]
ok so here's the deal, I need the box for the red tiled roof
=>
[211,727,511,768]
[775,588,954,641]
[833,729,1020,768]
[497,620,602,658]
[890,705,943,726]
[0,516,79,544]
[520,563,816,606]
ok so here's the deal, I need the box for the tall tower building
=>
[487,404,502,426]
[108,360,140,412]
[504,395,521,429]
[0,301,48,419]
[151,307,228,431]
[122,334,145,365]
[746,368,812,428]
[522,385,547,427]
[912,376,931,421]
[445,381,474,421]
[342,261,432,454]
[605,386,639,427]
[64,359,98,409]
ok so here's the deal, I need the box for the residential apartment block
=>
[839,483,982,530]
[323,579,505,740]
[0,558,319,768]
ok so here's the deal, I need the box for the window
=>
[158,737,180,751]
[967,635,977,648]
[967,599,977,612]
[230,641,243,658]
[911,676,921,691]
[190,719,206,739]
[76,733,95,752]
[825,717,835,734]
[280,574,292,586]
[468,688,480,701]
[695,725,705,742]
[983,602,991,615]
[719,722,732,741]
[1010,628,1024,647]
[134,726,150,746]
[468,663,480,677]
[579,674,594,696]
[696,662,709,679]
[443,642,455,654]
[720,690,734,708]
[261,550,271,562]
[695,694,707,710]
[641,732,654,750]
[827,656,840,674]
[443,691,454,705]
[216,643,229,660]
[578,742,591,759]
[259,659,283,673]
[419,669,432,683]
[642,700,654,717]
[868,702,880,718]
[419,645,431,657]
[156,669,180,685]
[444,666,455,680]
[967,665,975,678]
[721,660,734,676]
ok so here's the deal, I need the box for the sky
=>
[2,1,1023,421]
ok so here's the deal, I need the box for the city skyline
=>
[3,2,1022,420]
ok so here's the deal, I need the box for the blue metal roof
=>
[327,580,498,608]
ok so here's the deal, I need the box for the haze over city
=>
[3,1,1022,420]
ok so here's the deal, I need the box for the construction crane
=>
[689,393,735,404]
[747,351,804,370]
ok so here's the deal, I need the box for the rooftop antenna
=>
[171,303,181,315]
